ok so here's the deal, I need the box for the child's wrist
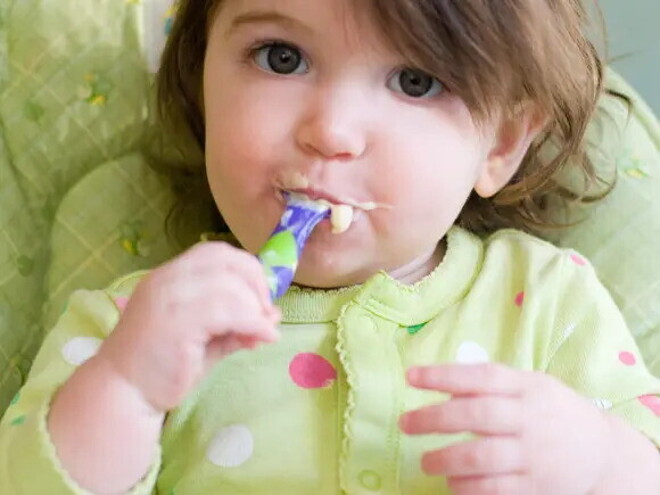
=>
[590,413,660,494]
[48,353,165,493]
[588,412,617,493]
[89,352,165,421]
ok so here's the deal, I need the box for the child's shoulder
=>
[477,227,597,287]
[484,228,568,253]
[472,228,619,333]
[483,228,589,266]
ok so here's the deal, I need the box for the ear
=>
[474,104,548,198]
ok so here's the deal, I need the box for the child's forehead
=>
[214,0,389,49]
[218,0,361,20]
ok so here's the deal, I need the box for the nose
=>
[295,84,369,161]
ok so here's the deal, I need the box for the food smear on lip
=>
[277,192,354,234]
[294,194,354,234]
[274,172,394,210]
[286,171,309,189]
[272,172,395,234]
[291,193,395,234]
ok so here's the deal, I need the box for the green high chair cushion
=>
[546,71,660,375]
[0,0,181,413]
[0,0,658,416]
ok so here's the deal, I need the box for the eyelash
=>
[244,38,308,67]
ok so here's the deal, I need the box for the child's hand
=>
[97,242,281,412]
[399,363,612,495]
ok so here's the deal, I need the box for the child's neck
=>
[388,238,447,286]
[291,239,447,292]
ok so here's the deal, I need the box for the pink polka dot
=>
[570,254,587,266]
[289,353,337,389]
[114,297,129,312]
[638,395,660,417]
[514,292,525,307]
[618,351,637,366]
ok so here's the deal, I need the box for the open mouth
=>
[273,172,393,234]
[273,172,392,211]
[282,190,357,234]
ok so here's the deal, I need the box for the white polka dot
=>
[591,398,613,410]
[456,341,490,364]
[207,424,254,468]
[61,337,103,366]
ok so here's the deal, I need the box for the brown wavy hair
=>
[152,0,615,248]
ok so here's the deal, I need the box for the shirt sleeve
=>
[0,279,161,494]
[544,252,660,448]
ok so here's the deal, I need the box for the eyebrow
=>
[226,10,313,37]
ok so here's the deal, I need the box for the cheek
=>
[380,96,483,178]
[371,113,484,238]
[203,79,306,249]
[205,88,295,206]
[207,75,302,150]
[206,97,272,174]
[385,166,474,231]
[378,130,483,207]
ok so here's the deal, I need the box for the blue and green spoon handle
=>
[257,192,330,300]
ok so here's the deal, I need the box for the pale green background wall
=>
[600,0,660,114]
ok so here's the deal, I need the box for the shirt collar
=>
[278,226,483,325]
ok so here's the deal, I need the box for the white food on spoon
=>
[327,203,354,234]
[294,195,354,234]
[285,192,352,234]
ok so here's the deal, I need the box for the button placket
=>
[338,310,402,494]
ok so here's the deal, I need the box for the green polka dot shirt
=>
[1,227,658,494]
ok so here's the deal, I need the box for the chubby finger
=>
[188,275,280,340]
[208,334,245,359]
[399,396,522,436]
[447,473,527,495]
[226,249,278,313]
[221,316,281,341]
[407,363,525,397]
[206,332,275,364]
[422,437,524,478]
[182,241,276,313]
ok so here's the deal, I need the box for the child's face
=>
[203,0,502,288]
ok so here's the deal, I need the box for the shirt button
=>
[358,470,382,491]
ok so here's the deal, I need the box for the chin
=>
[290,224,386,288]
[293,256,378,289]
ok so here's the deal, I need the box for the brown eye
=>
[389,68,444,98]
[253,42,308,75]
